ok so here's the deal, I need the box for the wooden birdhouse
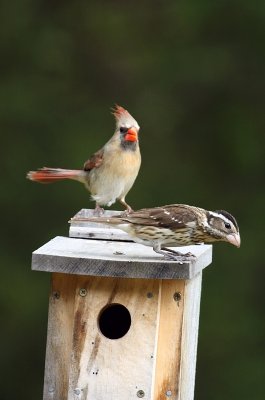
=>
[31,209,212,400]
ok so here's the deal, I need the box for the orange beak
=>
[125,127,138,142]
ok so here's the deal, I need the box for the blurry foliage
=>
[0,0,265,399]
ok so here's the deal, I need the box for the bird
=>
[70,204,240,262]
[27,105,141,214]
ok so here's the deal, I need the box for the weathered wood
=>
[33,210,212,400]
[179,272,202,400]
[69,209,132,241]
[67,275,160,400]
[42,273,203,400]
[152,280,185,399]
[32,236,212,280]
[43,273,77,400]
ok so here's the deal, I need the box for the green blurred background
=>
[1,1,264,399]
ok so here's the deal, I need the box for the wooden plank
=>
[41,273,203,399]
[178,272,202,400]
[67,276,160,400]
[152,280,185,399]
[32,236,212,280]
[69,209,131,241]
[43,273,77,400]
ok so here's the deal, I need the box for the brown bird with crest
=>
[27,105,141,214]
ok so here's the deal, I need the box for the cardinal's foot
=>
[94,204,105,216]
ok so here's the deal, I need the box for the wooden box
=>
[31,210,212,400]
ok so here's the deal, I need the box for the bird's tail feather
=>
[27,167,85,184]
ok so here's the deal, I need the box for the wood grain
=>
[178,272,202,400]
[43,273,77,400]
[67,276,160,400]
[36,210,209,400]
[41,273,204,400]
[32,236,212,280]
[152,280,185,400]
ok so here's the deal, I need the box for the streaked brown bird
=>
[71,204,240,261]
[27,105,141,214]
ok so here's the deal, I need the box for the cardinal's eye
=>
[120,127,127,134]
[224,222,231,229]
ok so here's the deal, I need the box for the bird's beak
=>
[227,233,241,248]
[125,127,138,142]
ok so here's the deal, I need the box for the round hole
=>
[98,303,131,339]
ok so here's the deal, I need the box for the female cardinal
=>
[71,204,240,262]
[27,105,141,213]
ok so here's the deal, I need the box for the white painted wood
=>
[178,272,202,400]
[32,236,212,280]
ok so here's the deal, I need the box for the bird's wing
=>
[121,205,197,230]
[83,148,104,171]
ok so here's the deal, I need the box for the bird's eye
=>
[224,222,231,229]
[120,127,127,134]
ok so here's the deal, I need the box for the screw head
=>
[137,390,145,398]
[79,288,87,297]
[173,292,181,302]
[74,388,81,395]
[147,292,153,298]
[53,291,60,300]
[166,390,172,397]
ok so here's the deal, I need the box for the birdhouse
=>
[31,209,212,400]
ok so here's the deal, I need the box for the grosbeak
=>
[27,105,141,213]
[71,204,240,261]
